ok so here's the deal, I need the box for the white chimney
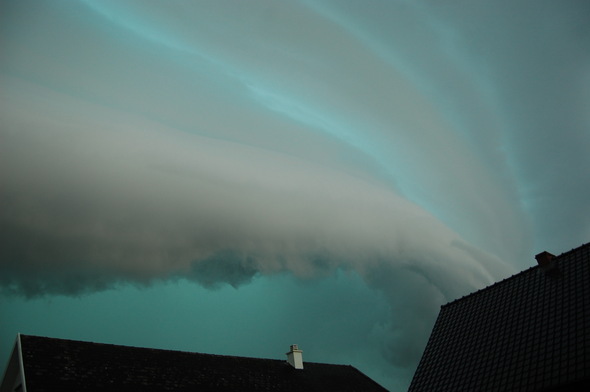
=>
[286,344,303,369]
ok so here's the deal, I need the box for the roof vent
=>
[535,251,556,271]
[286,344,303,369]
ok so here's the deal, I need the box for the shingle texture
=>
[408,242,590,392]
[17,335,387,392]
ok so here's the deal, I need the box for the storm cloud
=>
[1,0,589,389]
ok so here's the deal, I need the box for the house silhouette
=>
[1,336,387,392]
[409,242,590,391]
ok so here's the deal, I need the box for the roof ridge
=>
[19,334,359,368]
[442,241,590,308]
[20,334,282,362]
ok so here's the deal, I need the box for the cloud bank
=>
[1,0,589,388]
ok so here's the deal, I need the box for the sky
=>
[1,0,589,390]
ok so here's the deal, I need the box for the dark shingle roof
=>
[409,242,590,392]
[18,335,388,392]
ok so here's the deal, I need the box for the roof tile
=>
[18,335,388,392]
[409,242,590,392]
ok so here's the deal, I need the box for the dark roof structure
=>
[1,335,387,392]
[408,242,590,392]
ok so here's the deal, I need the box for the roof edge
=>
[441,242,590,308]
[0,334,26,392]
[17,334,27,392]
[16,334,366,370]
[346,365,389,391]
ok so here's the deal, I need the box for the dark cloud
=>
[188,251,259,289]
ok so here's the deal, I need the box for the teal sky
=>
[1,1,589,390]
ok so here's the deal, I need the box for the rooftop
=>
[5,334,388,392]
[409,242,590,391]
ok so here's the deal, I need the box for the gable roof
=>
[3,334,387,392]
[408,242,590,391]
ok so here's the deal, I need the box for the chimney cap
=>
[535,251,557,272]
[535,251,555,263]
[289,344,301,352]
[286,344,303,369]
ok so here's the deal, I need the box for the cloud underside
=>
[1,81,505,295]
